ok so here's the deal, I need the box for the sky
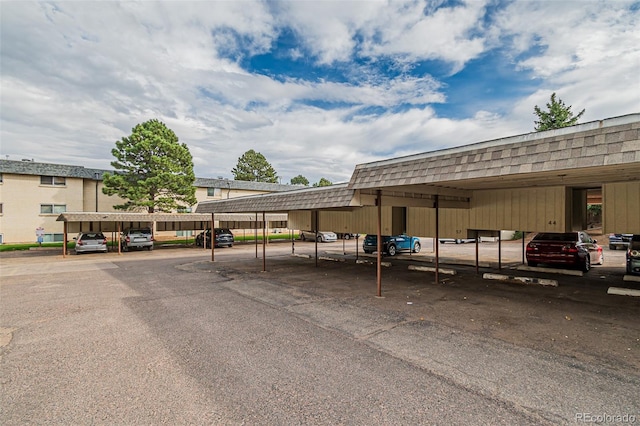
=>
[1,1,639,185]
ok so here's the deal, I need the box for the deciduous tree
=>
[313,177,332,187]
[290,175,309,186]
[102,119,197,213]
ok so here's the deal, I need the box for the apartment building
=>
[0,159,298,244]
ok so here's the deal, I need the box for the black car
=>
[627,235,640,275]
[195,228,234,248]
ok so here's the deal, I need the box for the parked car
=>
[195,228,234,248]
[525,231,603,272]
[626,235,640,275]
[300,230,337,243]
[120,227,154,251]
[73,232,108,254]
[608,233,633,250]
[336,233,360,240]
[439,238,477,244]
[363,234,421,256]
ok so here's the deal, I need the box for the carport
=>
[196,114,640,296]
[56,212,288,258]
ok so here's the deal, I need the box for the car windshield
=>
[129,229,151,234]
[533,233,578,242]
[81,233,104,239]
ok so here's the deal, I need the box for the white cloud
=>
[1,0,638,186]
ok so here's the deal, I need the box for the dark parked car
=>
[196,228,234,248]
[363,234,421,256]
[120,228,154,251]
[608,233,633,250]
[74,232,108,254]
[626,235,640,275]
[526,231,603,272]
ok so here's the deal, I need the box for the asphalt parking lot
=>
[1,241,639,424]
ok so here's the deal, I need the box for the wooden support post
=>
[211,213,215,262]
[435,195,439,285]
[376,190,382,298]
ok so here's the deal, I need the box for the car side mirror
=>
[593,239,597,244]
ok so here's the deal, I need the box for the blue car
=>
[363,234,421,256]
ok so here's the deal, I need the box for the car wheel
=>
[363,249,373,254]
[582,255,591,273]
[387,244,397,256]
[317,235,322,243]
[528,261,538,267]
[300,234,306,241]
[344,234,351,240]
[609,245,616,250]
[413,242,421,253]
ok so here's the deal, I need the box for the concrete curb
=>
[408,265,457,275]
[516,265,583,276]
[607,287,640,297]
[319,256,346,262]
[483,273,558,287]
[623,274,640,282]
[291,253,312,259]
[356,259,391,267]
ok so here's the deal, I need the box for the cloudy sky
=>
[1,1,639,184]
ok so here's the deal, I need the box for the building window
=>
[177,206,192,213]
[0,173,3,183]
[43,233,64,243]
[40,176,66,186]
[207,187,221,197]
[0,203,3,214]
[40,204,66,214]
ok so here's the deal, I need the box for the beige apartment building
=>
[0,159,298,244]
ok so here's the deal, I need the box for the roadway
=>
[1,244,638,424]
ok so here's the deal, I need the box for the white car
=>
[300,230,338,243]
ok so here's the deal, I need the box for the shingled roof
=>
[0,159,303,192]
[196,184,359,213]
[349,114,640,190]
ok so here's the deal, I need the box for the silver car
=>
[300,230,338,243]
[120,228,154,251]
[74,232,108,254]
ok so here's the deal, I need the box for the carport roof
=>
[195,113,640,214]
[349,113,640,192]
[56,212,287,222]
[196,183,359,213]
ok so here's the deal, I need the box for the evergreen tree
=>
[102,119,197,213]
[232,149,278,183]
[534,92,585,131]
